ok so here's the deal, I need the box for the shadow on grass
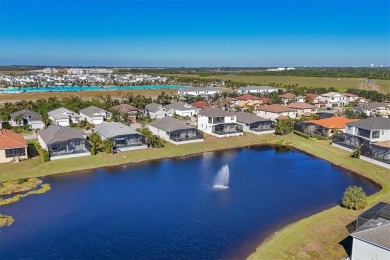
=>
[27,143,40,158]
[339,219,356,257]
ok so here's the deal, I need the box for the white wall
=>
[256,110,297,121]
[352,238,390,260]
[37,134,47,150]
[30,121,45,130]
[198,115,212,134]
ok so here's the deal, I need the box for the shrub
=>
[351,145,362,158]
[293,130,311,139]
[342,186,367,210]
[17,178,26,184]
[91,146,96,155]
[42,151,50,162]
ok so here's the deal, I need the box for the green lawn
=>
[198,75,390,93]
[0,133,389,259]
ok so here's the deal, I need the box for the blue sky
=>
[0,0,389,67]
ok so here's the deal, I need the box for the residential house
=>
[223,97,239,111]
[10,109,44,129]
[110,104,142,123]
[279,93,296,104]
[165,101,199,117]
[305,93,320,104]
[238,86,278,95]
[318,92,348,107]
[93,122,147,151]
[342,93,359,103]
[360,102,390,118]
[37,125,90,160]
[0,129,28,163]
[79,106,112,125]
[345,117,390,143]
[235,112,275,135]
[144,103,174,119]
[190,101,208,110]
[256,104,297,121]
[198,108,243,138]
[333,117,390,168]
[148,116,204,145]
[295,116,358,137]
[177,87,221,97]
[48,107,81,126]
[349,202,390,260]
[236,94,269,111]
[287,102,317,117]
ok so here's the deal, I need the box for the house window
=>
[74,140,81,145]
[5,148,26,158]
[372,131,380,139]
[231,117,234,120]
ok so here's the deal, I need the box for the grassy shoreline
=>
[0,133,388,258]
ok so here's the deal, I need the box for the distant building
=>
[238,86,278,95]
[110,104,142,123]
[318,92,348,107]
[287,102,317,117]
[10,109,44,130]
[48,107,81,126]
[256,104,297,121]
[165,102,199,117]
[79,106,112,125]
[144,103,174,119]
[177,87,221,97]
[190,101,208,110]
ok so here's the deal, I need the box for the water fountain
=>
[213,165,230,189]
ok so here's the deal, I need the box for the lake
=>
[0,146,379,259]
[0,85,184,94]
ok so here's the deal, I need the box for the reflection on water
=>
[0,146,379,259]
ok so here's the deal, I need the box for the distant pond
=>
[0,146,379,259]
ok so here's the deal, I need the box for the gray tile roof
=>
[37,125,85,145]
[10,109,42,122]
[145,103,164,113]
[48,107,81,120]
[79,106,108,118]
[149,117,195,132]
[235,112,268,124]
[346,117,390,130]
[351,222,390,250]
[367,102,389,110]
[93,122,140,138]
[165,102,197,111]
[198,108,235,117]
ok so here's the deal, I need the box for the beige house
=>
[287,102,317,117]
[0,129,28,163]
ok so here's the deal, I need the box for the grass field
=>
[0,133,388,259]
[165,73,390,93]
[0,89,178,102]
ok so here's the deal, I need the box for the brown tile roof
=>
[237,94,261,101]
[191,101,208,109]
[276,115,290,120]
[287,102,317,109]
[342,93,358,97]
[279,93,296,99]
[257,104,296,113]
[308,116,359,129]
[0,129,28,149]
[111,104,140,113]
[305,93,319,100]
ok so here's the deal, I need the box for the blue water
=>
[0,85,184,93]
[0,147,379,259]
